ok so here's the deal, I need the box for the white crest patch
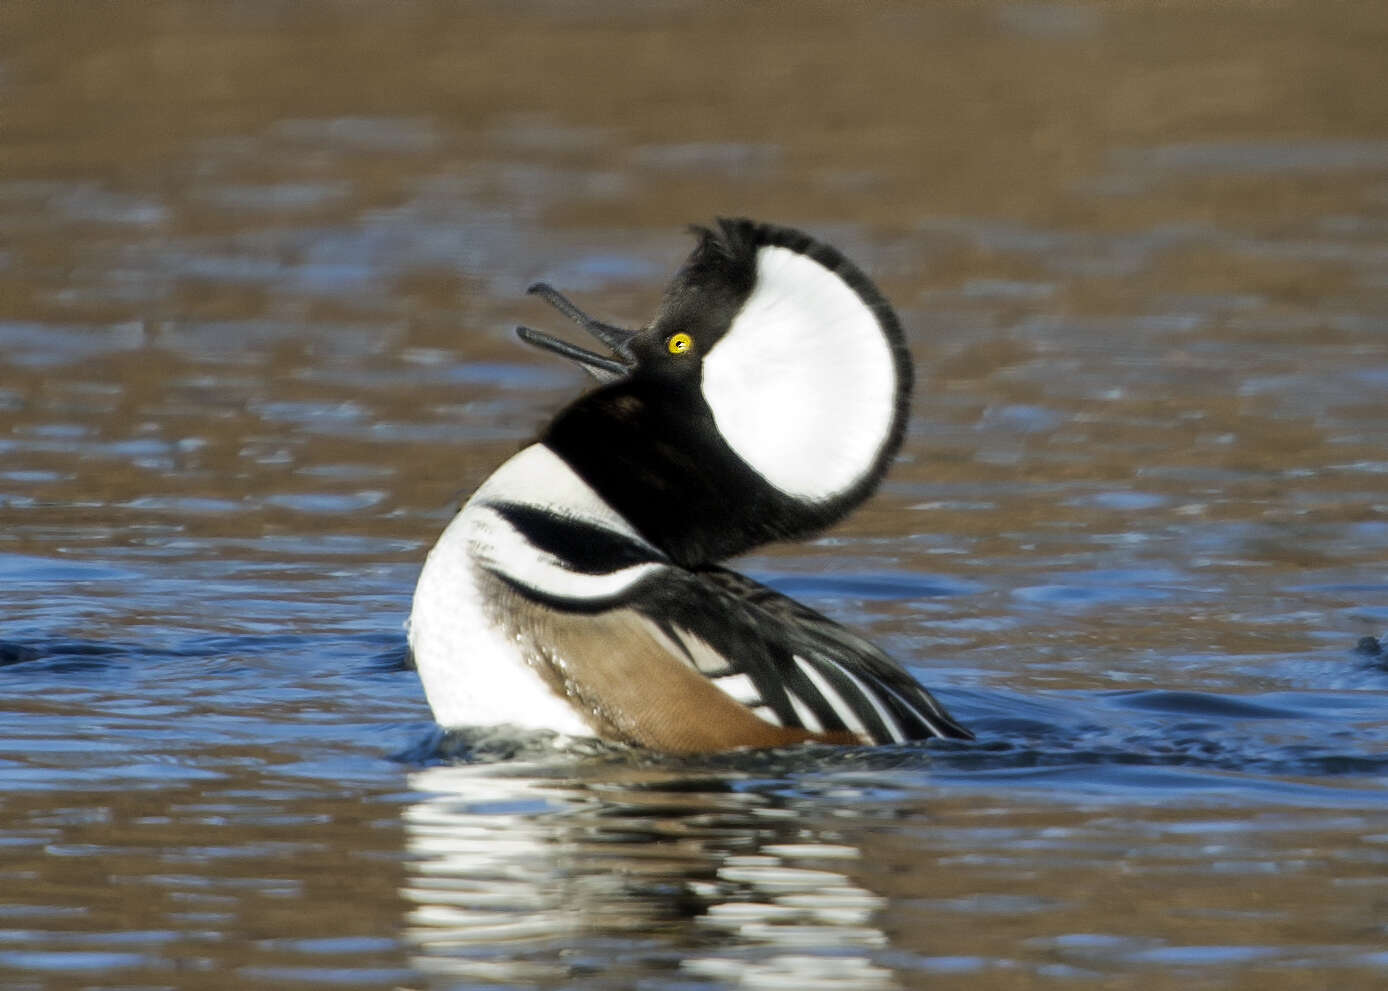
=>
[700,244,899,502]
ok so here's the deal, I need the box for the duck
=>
[408,218,972,753]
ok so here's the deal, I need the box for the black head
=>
[517,218,913,568]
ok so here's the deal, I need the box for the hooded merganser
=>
[408,218,972,753]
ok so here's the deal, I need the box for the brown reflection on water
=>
[2,1,1387,989]
[2,775,415,989]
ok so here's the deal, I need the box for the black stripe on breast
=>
[488,501,666,575]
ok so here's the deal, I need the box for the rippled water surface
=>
[3,3,1387,989]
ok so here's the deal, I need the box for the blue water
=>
[2,570,1385,987]
[5,622,1385,807]
[4,1,1388,988]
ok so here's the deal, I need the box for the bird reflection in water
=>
[401,740,900,989]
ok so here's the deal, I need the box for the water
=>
[2,2,1387,988]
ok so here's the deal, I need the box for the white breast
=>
[407,444,647,735]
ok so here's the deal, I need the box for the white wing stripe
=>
[794,656,870,739]
[873,678,948,738]
[752,705,783,727]
[787,690,824,733]
[673,628,733,676]
[833,662,906,744]
[646,622,697,673]
[714,672,762,706]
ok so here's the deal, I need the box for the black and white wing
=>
[476,501,971,750]
[626,565,974,745]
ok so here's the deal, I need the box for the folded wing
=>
[485,550,972,752]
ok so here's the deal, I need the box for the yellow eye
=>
[666,332,693,355]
